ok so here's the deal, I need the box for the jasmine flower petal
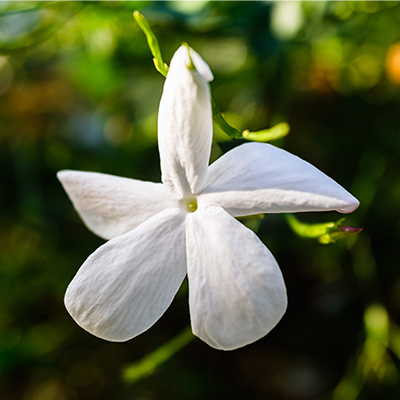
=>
[158,46,213,198]
[64,208,187,341]
[199,143,359,216]
[58,170,178,240]
[186,203,287,351]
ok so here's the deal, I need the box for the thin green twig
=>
[122,326,194,384]
[133,10,289,143]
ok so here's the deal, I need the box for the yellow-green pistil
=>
[187,200,198,213]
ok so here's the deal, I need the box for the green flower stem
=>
[133,10,168,78]
[134,10,289,143]
[211,95,242,139]
[285,214,336,238]
[122,326,194,384]
[242,122,290,142]
[285,214,362,244]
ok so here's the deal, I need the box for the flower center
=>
[186,200,198,213]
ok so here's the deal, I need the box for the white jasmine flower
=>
[58,46,359,350]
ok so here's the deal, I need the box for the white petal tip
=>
[189,48,214,82]
[338,201,360,214]
[57,169,69,180]
[57,169,77,184]
[175,45,214,82]
[195,301,287,351]
[65,285,135,342]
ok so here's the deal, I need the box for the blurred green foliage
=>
[1,1,400,399]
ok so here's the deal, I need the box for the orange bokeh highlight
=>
[386,43,400,84]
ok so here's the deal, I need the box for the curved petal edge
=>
[186,203,287,350]
[199,143,359,217]
[57,170,177,240]
[65,208,187,342]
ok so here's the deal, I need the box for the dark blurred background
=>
[1,1,400,399]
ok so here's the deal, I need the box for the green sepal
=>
[242,122,290,143]
[286,214,362,244]
[133,10,168,78]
